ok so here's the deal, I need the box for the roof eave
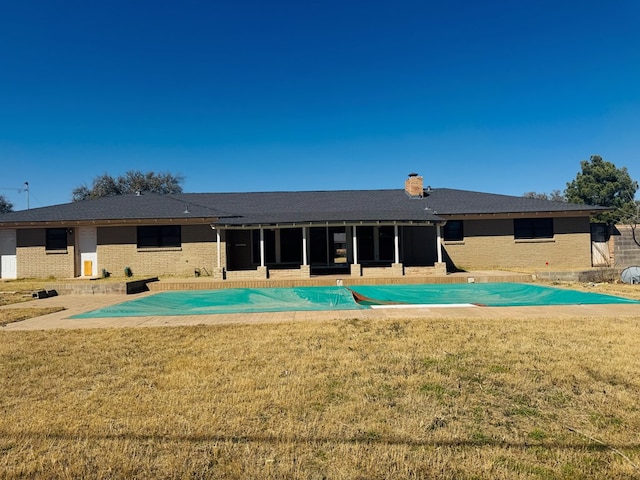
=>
[437,210,600,220]
[0,217,219,228]
[215,219,445,229]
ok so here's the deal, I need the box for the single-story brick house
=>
[0,174,608,280]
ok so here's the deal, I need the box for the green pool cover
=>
[350,283,639,307]
[70,283,638,319]
[71,286,361,318]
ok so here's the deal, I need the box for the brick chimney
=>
[404,173,424,198]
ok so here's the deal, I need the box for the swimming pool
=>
[70,283,639,318]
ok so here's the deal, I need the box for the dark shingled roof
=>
[0,188,605,227]
[200,190,444,225]
[421,188,606,215]
[0,193,220,224]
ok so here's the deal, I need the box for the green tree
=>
[564,155,638,225]
[72,171,184,202]
[0,194,13,213]
[523,190,566,202]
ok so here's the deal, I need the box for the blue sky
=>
[1,0,639,209]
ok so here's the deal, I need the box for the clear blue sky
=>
[1,0,639,209]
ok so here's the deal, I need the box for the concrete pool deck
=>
[3,290,640,331]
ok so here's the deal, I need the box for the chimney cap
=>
[408,172,419,177]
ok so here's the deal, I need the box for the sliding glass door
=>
[310,226,348,273]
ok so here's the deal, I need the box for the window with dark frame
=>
[46,228,68,251]
[137,225,181,248]
[513,218,553,239]
[443,220,464,241]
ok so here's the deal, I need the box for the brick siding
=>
[98,225,219,278]
[11,217,597,279]
[442,217,592,270]
[17,228,76,278]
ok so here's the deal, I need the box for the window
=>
[357,226,394,262]
[251,228,303,264]
[514,218,553,239]
[357,226,375,262]
[280,229,303,263]
[443,220,464,241]
[137,225,181,248]
[46,228,68,251]
[378,226,395,261]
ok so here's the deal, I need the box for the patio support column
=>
[394,224,400,264]
[212,227,225,280]
[257,227,268,279]
[435,223,447,275]
[302,227,308,266]
[350,225,361,276]
[391,224,404,276]
[259,228,265,267]
[216,228,221,268]
[352,226,358,264]
[300,227,310,278]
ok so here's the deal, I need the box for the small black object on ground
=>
[32,289,58,299]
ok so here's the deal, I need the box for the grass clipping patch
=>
[1,316,640,479]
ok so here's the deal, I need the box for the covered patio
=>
[212,221,448,280]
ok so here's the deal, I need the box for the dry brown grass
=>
[556,281,640,301]
[0,280,66,326]
[1,313,640,479]
[0,307,66,326]
[0,281,48,306]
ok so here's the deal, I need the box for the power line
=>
[0,182,30,209]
